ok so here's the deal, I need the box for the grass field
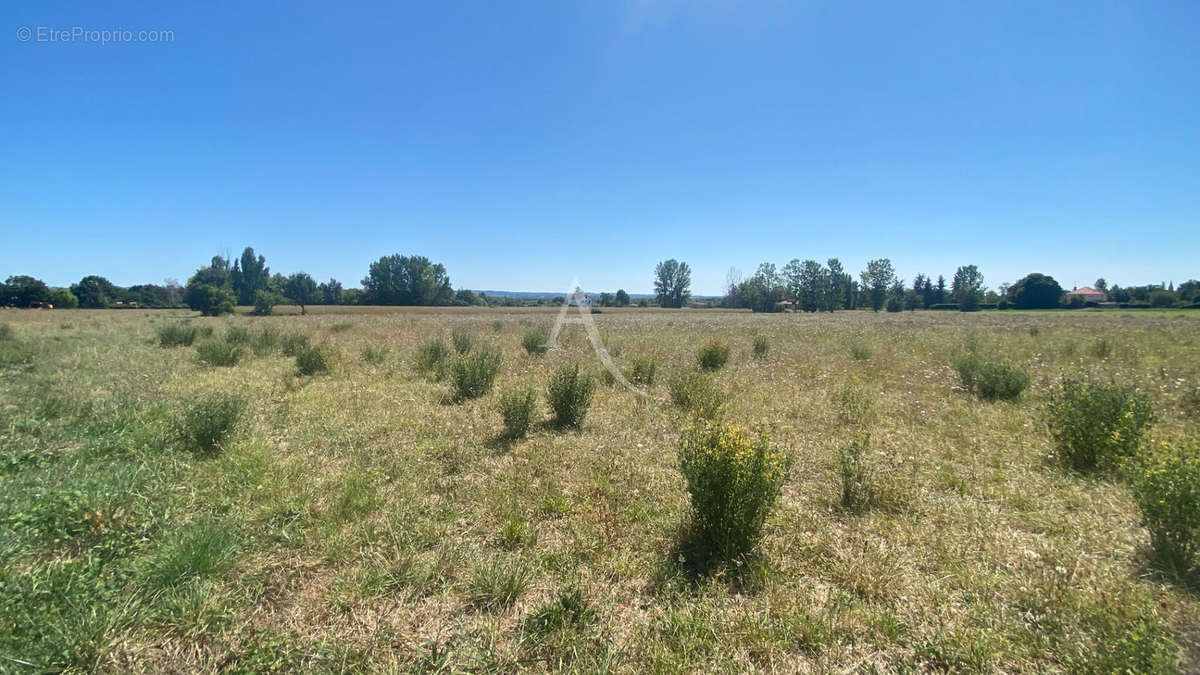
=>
[1,307,1198,672]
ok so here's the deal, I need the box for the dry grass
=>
[1,306,1199,672]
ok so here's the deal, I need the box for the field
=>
[1,307,1198,672]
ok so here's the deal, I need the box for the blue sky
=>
[3,1,1197,295]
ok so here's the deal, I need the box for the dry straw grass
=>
[1,306,1198,671]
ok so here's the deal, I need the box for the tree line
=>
[3,250,1197,312]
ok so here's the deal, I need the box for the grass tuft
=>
[697,338,731,371]
[195,338,243,367]
[547,363,596,429]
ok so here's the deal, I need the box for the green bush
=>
[157,322,209,347]
[452,329,475,354]
[629,356,657,386]
[360,344,390,365]
[450,347,501,401]
[547,363,596,429]
[251,327,281,356]
[295,343,334,376]
[1046,377,1153,472]
[697,338,731,371]
[885,297,902,312]
[953,353,1030,401]
[678,421,791,560]
[522,326,550,355]
[751,335,769,360]
[252,290,282,316]
[279,332,310,357]
[415,338,450,379]
[668,371,724,420]
[195,339,244,367]
[178,392,246,456]
[224,324,251,345]
[499,387,537,438]
[1128,441,1200,580]
[833,380,874,426]
[837,437,875,511]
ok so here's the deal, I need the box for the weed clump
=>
[250,327,280,355]
[547,363,596,429]
[157,322,210,347]
[522,327,550,355]
[279,332,310,357]
[697,338,730,371]
[415,339,450,379]
[850,342,872,360]
[144,516,239,588]
[752,335,769,360]
[295,343,334,376]
[523,588,596,640]
[498,387,537,439]
[953,353,1030,401]
[224,324,250,345]
[360,344,390,365]
[469,560,530,610]
[452,329,475,355]
[450,347,501,401]
[1091,336,1113,359]
[677,421,790,561]
[1046,377,1153,472]
[833,380,875,426]
[178,392,246,456]
[668,371,724,420]
[1128,440,1200,581]
[837,437,876,511]
[629,356,657,386]
[195,339,243,367]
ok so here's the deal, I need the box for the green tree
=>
[4,275,51,307]
[69,275,119,308]
[231,247,270,305]
[362,254,454,305]
[859,259,896,312]
[1008,273,1064,309]
[798,260,831,312]
[185,284,235,316]
[318,278,343,305]
[827,258,851,310]
[49,287,79,309]
[653,259,692,308]
[614,289,631,307]
[285,273,318,314]
[951,265,985,311]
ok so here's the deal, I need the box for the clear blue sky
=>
[3,1,1197,295]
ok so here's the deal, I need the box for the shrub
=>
[295,343,333,376]
[224,324,251,345]
[850,342,872,360]
[195,339,243,367]
[157,322,206,347]
[751,335,769,360]
[677,421,790,560]
[279,332,310,357]
[499,387,537,438]
[522,327,550,355]
[833,380,874,426]
[668,371,724,420]
[0,324,11,341]
[1046,377,1153,472]
[250,327,280,356]
[697,338,731,371]
[252,290,282,316]
[952,353,1030,401]
[452,329,475,355]
[178,392,246,455]
[1128,441,1200,580]
[450,347,502,401]
[547,363,596,428]
[415,339,450,379]
[885,297,902,312]
[360,344,389,365]
[629,356,657,386]
[837,437,875,511]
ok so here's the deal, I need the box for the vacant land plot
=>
[1,307,1198,672]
